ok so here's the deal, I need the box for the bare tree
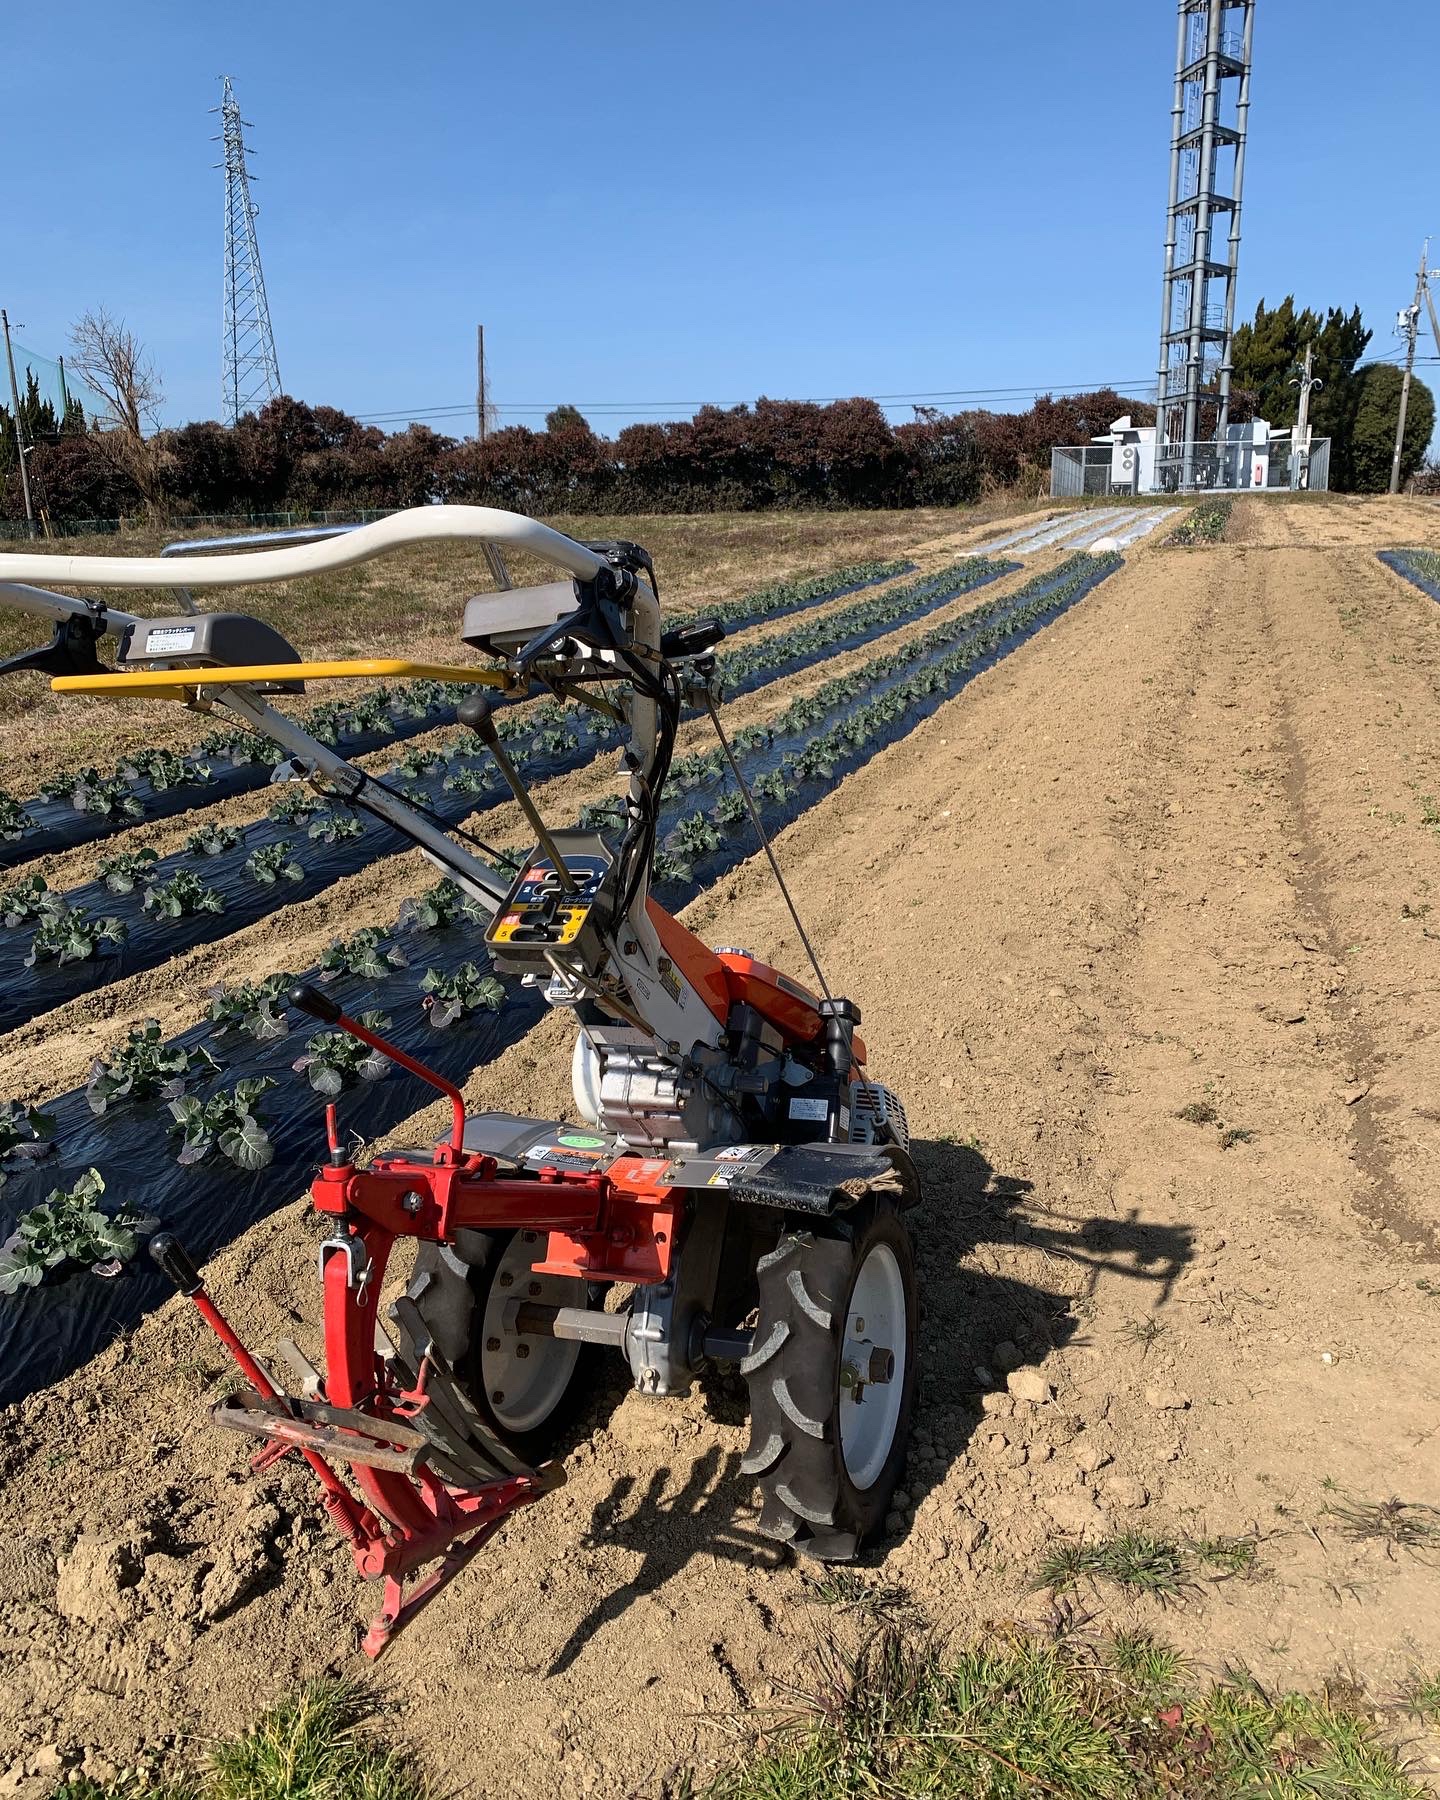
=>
[67,309,168,513]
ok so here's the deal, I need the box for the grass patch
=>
[802,1568,915,1622]
[1115,1316,1165,1355]
[1035,1530,1260,1601]
[1402,1670,1440,1725]
[1322,1494,1440,1560]
[701,1628,1425,1798]
[56,1681,426,1800]
[1176,1100,1219,1125]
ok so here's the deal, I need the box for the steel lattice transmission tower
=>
[216,75,281,425]
[1156,0,1255,488]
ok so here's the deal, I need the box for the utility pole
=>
[476,324,487,442]
[1389,242,1427,495]
[1291,341,1321,490]
[1,309,36,539]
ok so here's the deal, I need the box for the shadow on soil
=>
[550,1137,1196,1672]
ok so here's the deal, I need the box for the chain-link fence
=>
[1051,440,1330,498]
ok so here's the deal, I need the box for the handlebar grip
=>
[457,689,497,741]
[289,983,342,1024]
[150,1233,203,1297]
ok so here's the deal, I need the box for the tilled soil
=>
[3,501,1440,1795]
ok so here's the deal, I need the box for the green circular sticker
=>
[557,1131,605,1150]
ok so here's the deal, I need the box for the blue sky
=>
[4,0,1435,434]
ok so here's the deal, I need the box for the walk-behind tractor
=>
[0,509,918,1652]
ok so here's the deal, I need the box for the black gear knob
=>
[150,1233,203,1297]
[288,983,342,1024]
[457,689,498,744]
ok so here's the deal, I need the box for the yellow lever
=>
[51,659,504,702]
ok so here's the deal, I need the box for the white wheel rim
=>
[479,1234,585,1435]
[837,1242,907,1491]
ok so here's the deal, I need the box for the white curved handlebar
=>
[0,506,605,591]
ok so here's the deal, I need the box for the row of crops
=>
[0,549,1121,1403]
[1165,499,1231,545]
[0,556,915,867]
[0,559,1009,1034]
[1378,547,1440,604]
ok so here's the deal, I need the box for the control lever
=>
[456,693,577,894]
[288,986,469,1156]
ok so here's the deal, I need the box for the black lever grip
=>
[457,689,498,742]
[150,1232,203,1297]
[288,983,342,1024]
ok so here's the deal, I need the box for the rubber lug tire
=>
[395,1232,598,1464]
[742,1193,917,1560]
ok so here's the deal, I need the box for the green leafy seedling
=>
[0,790,35,842]
[185,823,244,856]
[1,873,65,927]
[307,811,365,845]
[143,870,224,919]
[0,1168,154,1294]
[246,840,304,886]
[207,972,294,1041]
[86,1019,221,1117]
[0,1100,56,1189]
[317,927,408,979]
[420,963,505,1029]
[96,847,161,894]
[168,1077,277,1170]
[293,1011,393,1095]
[25,910,127,968]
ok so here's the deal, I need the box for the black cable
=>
[701,694,833,1004]
[345,766,520,872]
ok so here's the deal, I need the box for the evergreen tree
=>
[1230,298,1371,431]
[1338,364,1434,492]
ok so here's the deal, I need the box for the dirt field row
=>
[3,496,1440,1795]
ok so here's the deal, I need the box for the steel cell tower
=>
[216,75,281,425]
[1156,0,1254,488]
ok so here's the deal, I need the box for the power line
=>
[351,377,1161,427]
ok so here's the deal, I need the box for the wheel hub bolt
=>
[515,1344,531,1360]
[499,1272,513,1288]
[486,1337,501,1353]
[528,1281,541,1296]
